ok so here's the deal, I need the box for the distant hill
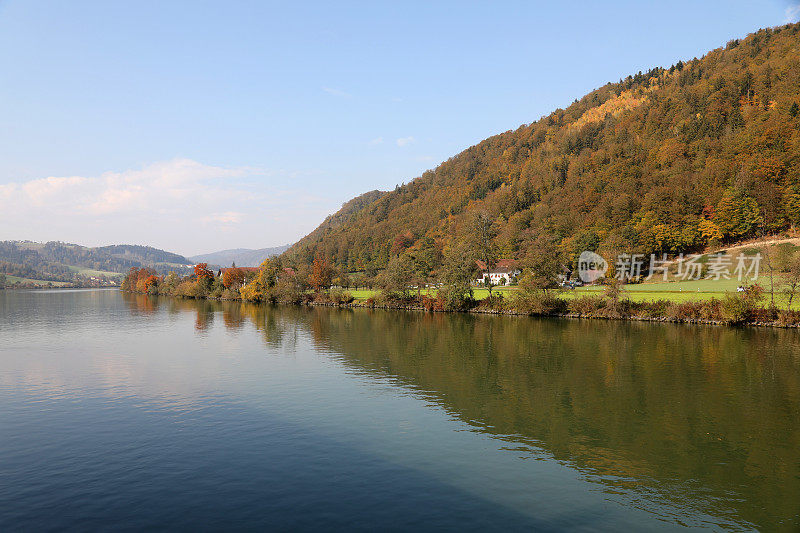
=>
[95,244,189,266]
[0,240,193,285]
[189,244,291,267]
[285,23,800,272]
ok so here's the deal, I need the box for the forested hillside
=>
[96,245,189,266]
[0,241,192,285]
[285,23,800,272]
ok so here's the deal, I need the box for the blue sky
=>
[0,0,797,255]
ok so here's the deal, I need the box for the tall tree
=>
[714,190,763,241]
[194,263,214,280]
[438,243,475,310]
[309,252,333,292]
[469,212,499,296]
[519,235,564,294]
[380,253,415,297]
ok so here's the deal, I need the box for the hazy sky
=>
[1,0,797,256]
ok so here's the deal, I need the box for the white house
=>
[475,259,520,285]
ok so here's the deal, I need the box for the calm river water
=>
[1,289,799,531]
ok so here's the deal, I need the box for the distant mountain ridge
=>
[189,244,291,267]
[0,240,193,284]
[95,244,189,266]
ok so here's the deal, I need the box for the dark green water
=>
[1,289,799,531]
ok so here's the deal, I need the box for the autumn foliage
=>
[143,275,159,291]
[309,252,333,292]
[194,263,214,280]
[283,23,800,274]
[222,268,246,288]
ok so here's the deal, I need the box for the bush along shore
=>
[122,264,800,328]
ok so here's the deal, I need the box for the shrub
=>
[511,292,568,315]
[328,287,354,305]
[667,301,705,321]
[240,282,263,302]
[221,288,240,300]
[719,285,763,324]
[568,296,606,316]
[175,280,204,298]
[637,299,670,318]
[476,294,506,312]
[777,310,800,327]
[420,295,444,311]
[751,305,778,323]
[275,277,305,305]
[376,290,418,307]
[598,296,631,318]
[720,294,752,324]
[209,284,224,299]
[700,298,723,321]
[437,285,473,311]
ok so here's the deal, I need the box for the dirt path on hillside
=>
[710,237,800,254]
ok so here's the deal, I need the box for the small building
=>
[218,267,260,277]
[475,259,520,285]
[218,266,260,287]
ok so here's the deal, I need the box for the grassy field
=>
[345,277,797,308]
[4,275,71,287]
[65,265,123,278]
[577,278,744,293]
[348,286,516,301]
[572,277,797,308]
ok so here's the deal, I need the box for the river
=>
[1,289,798,530]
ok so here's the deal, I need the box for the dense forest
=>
[94,244,189,267]
[284,23,800,275]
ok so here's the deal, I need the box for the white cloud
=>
[787,4,800,22]
[396,136,415,147]
[368,137,384,145]
[322,86,352,98]
[0,159,338,255]
[204,211,244,224]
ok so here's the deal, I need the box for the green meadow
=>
[4,275,71,287]
[346,276,798,308]
[65,265,123,278]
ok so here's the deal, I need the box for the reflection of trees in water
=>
[237,303,300,352]
[122,294,300,351]
[192,300,216,332]
[120,294,800,529]
[121,292,160,315]
[300,309,800,531]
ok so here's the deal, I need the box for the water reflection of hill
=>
[122,294,800,530]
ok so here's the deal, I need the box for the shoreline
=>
[121,289,800,329]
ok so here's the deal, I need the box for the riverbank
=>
[121,286,800,329]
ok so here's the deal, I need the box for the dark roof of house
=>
[476,259,518,273]
[220,267,260,274]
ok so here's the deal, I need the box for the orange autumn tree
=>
[222,268,246,289]
[194,263,214,280]
[309,251,333,292]
[122,267,158,293]
[143,275,160,293]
